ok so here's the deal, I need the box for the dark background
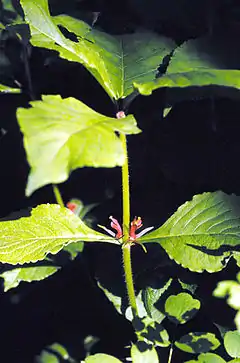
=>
[0,0,240,362]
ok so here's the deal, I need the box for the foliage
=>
[0,0,240,362]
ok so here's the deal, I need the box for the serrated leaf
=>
[17,95,140,196]
[0,265,59,291]
[20,0,175,99]
[224,331,240,358]
[0,83,21,93]
[140,191,240,272]
[131,343,159,363]
[164,292,200,324]
[134,36,240,99]
[175,332,220,354]
[0,204,116,265]
[85,354,122,363]
[185,353,226,363]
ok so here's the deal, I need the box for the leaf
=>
[0,83,21,93]
[175,332,220,354]
[0,204,116,265]
[0,265,59,291]
[214,279,240,310]
[36,342,71,363]
[85,354,122,363]
[62,241,84,260]
[185,353,226,363]
[136,316,170,348]
[224,331,240,358]
[164,292,200,324]
[140,191,240,272]
[142,278,173,323]
[17,95,140,196]
[131,343,159,363]
[134,36,240,98]
[20,0,175,99]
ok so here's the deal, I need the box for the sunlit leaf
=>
[36,342,71,363]
[185,353,226,363]
[0,265,59,291]
[140,191,240,272]
[134,36,240,99]
[0,204,116,265]
[0,83,21,93]
[85,354,122,363]
[224,331,240,358]
[131,343,159,363]
[20,0,175,99]
[175,332,220,353]
[164,292,200,324]
[17,95,140,196]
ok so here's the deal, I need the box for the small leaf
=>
[17,95,140,196]
[165,292,200,324]
[175,332,220,354]
[0,83,21,93]
[185,353,226,363]
[214,278,240,310]
[0,204,116,265]
[0,265,59,291]
[62,241,84,260]
[140,191,240,272]
[36,342,72,363]
[85,354,122,363]
[20,0,175,99]
[131,343,159,363]
[224,331,240,358]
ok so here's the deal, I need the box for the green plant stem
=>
[120,133,138,316]
[53,184,64,207]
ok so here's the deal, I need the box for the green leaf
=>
[0,83,21,93]
[131,343,159,363]
[85,354,122,363]
[175,332,220,354]
[164,292,200,324]
[140,191,240,272]
[17,95,140,196]
[62,241,84,260]
[134,36,240,97]
[0,204,116,265]
[143,278,173,323]
[185,353,226,363]
[224,331,240,358]
[20,0,175,99]
[36,343,71,363]
[214,280,240,310]
[0,265,59,291]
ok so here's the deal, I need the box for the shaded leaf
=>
[140,191,240,272]
[17,95,140,196]
[85,354,122,363]
[185,353,226,363]
[62,241,84,260]
[0,204,116,265]
[224,331,240,358]
[164,292,200,324]
[0,265,59,291]
[131,343,159,363]
[175,332,220,354]
[20,0,175,99]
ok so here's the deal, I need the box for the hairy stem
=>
[120,133,138,315]
[53,184,64,208]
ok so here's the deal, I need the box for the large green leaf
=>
[17,95,140,196]
[0,265,59,291]
[134,36,240,97]
[140,191,240,272]
[175,332,220,354]
[20,0,175,99]
[164,292,200,324]
[0,204,116,265]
